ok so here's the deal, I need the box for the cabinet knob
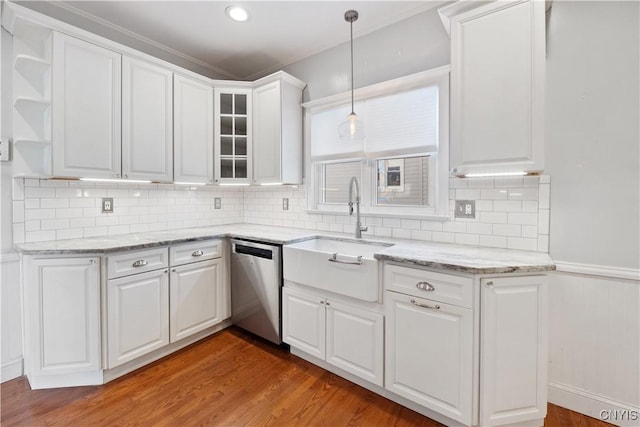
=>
[90,259,96,264]
[485,281,494,287]
[172,268,176,272]
[416,281,435,292]
[320,300,325,305]
[325,301,330,306]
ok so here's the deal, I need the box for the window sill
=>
[305,209,450,222]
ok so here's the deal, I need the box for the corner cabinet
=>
[445,0,545,176]
[23,256,102,389]
[52,32,122,179]
[214,88,252,184]
[252,74,305,185]
[173,75,214,184]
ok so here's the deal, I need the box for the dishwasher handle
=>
[233,243,274,260]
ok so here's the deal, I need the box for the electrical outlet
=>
[214,198,222,209]
[0,138,11,162]
[282,198,289,211]
[102,198,114,213]
[454,200,475,219]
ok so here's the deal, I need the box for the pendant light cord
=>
[350,18,354,115]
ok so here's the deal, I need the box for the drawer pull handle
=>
[192,250,204,257]
[410,299,440,310]
[132,259,148,268]
[416,281,435,292]
[328,253,362,265]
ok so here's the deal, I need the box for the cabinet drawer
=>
[384,264,473,308]
[170,240,222,266]
[107,247,169,279]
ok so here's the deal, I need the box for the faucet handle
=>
[361,225,368,232]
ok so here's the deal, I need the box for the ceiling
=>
[15,1,442,80]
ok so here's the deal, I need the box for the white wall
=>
[544,2,640,421]
[285,8,450,102]
[546,1,640,270]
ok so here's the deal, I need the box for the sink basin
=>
[283,238,393,302]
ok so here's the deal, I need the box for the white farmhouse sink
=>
[283,238,393,302]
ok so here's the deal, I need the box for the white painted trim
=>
[548,382,640,427]
[554,261,640,282]
[302,66,451,111]
[0,252,20,263]
[1,358,24,383]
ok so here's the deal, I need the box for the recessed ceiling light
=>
[226,6,249,22]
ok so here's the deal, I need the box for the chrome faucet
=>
[348,176,368,238]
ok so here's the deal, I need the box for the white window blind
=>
[310,102,365,161]
[364,85,439,157]
[309,85,439,161]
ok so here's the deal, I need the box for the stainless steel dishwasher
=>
[230,239,282,344]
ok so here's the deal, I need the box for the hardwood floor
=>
[1,327,611,426]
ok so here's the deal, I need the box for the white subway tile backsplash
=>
[13,175,550,253]
[507,237,538,251]
[494,200,523,212]
[455,189,481,200]
[480,188,509,200]
[538,209,550,235]
[455,233,480,246]
[480,235,507,248]
[493,224,522,237]
[508,212,538,225]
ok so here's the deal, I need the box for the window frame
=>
[304,66,451,220]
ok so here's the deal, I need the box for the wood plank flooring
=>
[1,327,612,426]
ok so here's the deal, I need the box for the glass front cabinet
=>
[214,88,252,184]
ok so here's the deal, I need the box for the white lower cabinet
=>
[107,268,170,369]
[283,287,384,386]
[480,276,547,426]
[23,256,101,388]
[385,291,473,425]
[170,258,223,342]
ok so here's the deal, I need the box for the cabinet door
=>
[449,0,544,175]
[214,88,252,183]
[174,75,214,184]
[122,57,173,182]
[326,300,384,386]
[480,276,547,426]
[252,81,281,184]
[107,269,169,368]
[170,259,222,342]
[282,287,325,359]
[52,32,121,179]
[24,257,100,377]
[385,291,473,425]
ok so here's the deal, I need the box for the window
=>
[307,66,450,218]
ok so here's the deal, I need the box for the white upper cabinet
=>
[252,73,304,185]
[214,88,252,184]
[52,32,121,179]
[173,75,214,184]
[122,57,173,182]
[446,0,545,176]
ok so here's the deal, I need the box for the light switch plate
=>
[102,198,114,213]
[454,200,475,219]
[214,198,222,209]
[283,198,289,211]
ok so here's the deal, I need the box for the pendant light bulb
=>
[339,10,364,142]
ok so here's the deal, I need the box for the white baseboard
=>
[1,358,24,383]
[549,382,640,427]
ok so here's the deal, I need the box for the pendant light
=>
[338,10,364,142]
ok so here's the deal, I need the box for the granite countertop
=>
[15,224,555,275]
